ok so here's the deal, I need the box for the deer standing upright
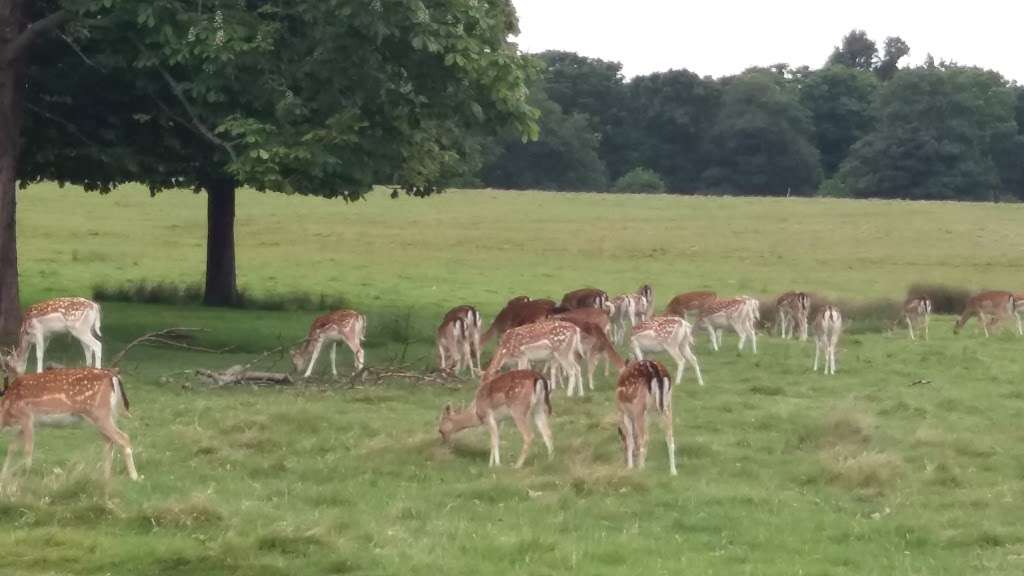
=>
[616,360,677,475]
[775,291,810,341]
[696,297,758,353]
[630,316,704,386]
[813,305,842,375]
[485,320,584,397]
[902,296,932,341]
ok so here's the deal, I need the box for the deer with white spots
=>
[812,305,842,375]
[616,359,677,475]
[5,297,102,374]
[665,290,716,320]
[696,297,758,353]
[953,291,1015,337]
[438,369,553,468]
[437,305,482,375]
[0,368,139,481]
[630,316,704,386]
[484,320,584,397]
[775,291,810,341]
[291,310,366,378]
[902,296,932,341]
[610,284,654,343]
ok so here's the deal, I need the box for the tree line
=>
[469,30,1024,203]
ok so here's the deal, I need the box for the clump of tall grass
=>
[93,280,349,311]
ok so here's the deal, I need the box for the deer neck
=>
[448,403,483,435]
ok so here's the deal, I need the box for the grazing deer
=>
[291,310,366,378]
[665,291,717,320]
[616,360,677,475]
[485,320,584,397]
[0,368,139,481]
[440,305,482,374]
[437,317,474,376]
[813,305,842,375]
[438,370,553,468]
[5,297,103,375]
[902,296,932,341]
[954,291,1015,337]
[560,288,609,311]
[630,316,704,386]
[775,291,810,341]
[696,297,758,353]
[480,299,555,345]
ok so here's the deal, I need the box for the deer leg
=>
[438,342,448,372]
[1016,312,1022,337]
[981,313,991,337]
[620,413,635,469]
[636,409,649,470]
[34,333,46,373]
[486,413,500,467]
[303,340,324,377]
[587,354,598,391]
[630,340,644,361]
[665,345,686,385]
[800,318,809,342]
[472,335,482,375]
[103,440,116,479]
[906,317,915,340]
[663,407,677,476]
[680,342,704,386]
[330,342,339,377]
[21,418,34,471]
[353,340,365,371]
[511,411,533,468]
[814,339,821,372]
[733,320,746,352]
[534,405,554,460]
[1,427,23,480]
[460,338,473,376]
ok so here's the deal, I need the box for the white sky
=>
[511,0,1023,83]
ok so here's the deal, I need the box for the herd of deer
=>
[0,289,1019,481]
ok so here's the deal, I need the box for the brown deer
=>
[954,291,1015,337]
[484,320,583,396]
[630,316,704,386]
[696,297,758,353]
[902,296,932,341]
[775,291,810,341]
[479,298,556,345]
[813,305,842,375]
[437,316,474,376]
[560,288,609,311]
[291,310,366,378]
[5,297,103,375]
[616,360,677,475]
[438,370,553,468]
[439,305,482,374]
[665,291,717,320]
[0,368,139,481]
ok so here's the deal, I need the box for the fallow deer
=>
[560,288,609,311]
[616,360,677,475]
[954,291,1015,337]
[696,297,758,353]
[6,297,103,375]
[776,291,810,341]
[903,296,932,341]
[439,305,483,374]
[812,305,842,375]
[547,317,625,391]
[0,368,139,481]
[437,316,474,376]
[484,320,583,397]
[480,299,555,345]
[291,310,366,378]
[438,370,553,468]
[630,316,704,386]
[610,294,637,344]
[665,291,717,320]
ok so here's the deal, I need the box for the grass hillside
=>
[3,184,1023,575]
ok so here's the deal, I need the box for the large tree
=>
[15,0,537,319]
[701,70,821,196]
[799,65,880,176]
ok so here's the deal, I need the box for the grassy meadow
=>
[3,183,1024,575]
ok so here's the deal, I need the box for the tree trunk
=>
[0,1,24,341]
[202,177,238,307]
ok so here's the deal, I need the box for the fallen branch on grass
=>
[195,366,294,386]
[110,327,229,367]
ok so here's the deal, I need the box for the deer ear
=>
[443,403,452,416]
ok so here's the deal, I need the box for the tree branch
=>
[1,10,70,64]
[58,32,103,71]
[25,103,99,148]
[155,65,238,163]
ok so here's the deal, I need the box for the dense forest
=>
[459,30,1024,201]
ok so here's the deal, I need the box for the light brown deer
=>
[484,320,583,397]
[775,291,810,341]
[813,305,842,375]
[665,291,717,320]
[610,294,637,344]
[438,370,553,468]
[696,297,758,353]
[560,288,609,311]
[6,297,103,375]
[0,368,139,481]
[902,296,932,341]
[291,310,366,378]
[616,359,676,475]
[954,291,1015,337]
[630,316,704,386]
[480,298,556,345]
[438,305,482,375]
[547,317,625,391]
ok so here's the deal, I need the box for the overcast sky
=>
[512,0,1022,83]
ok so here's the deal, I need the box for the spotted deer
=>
[549,318,625,391]
[813,305,842,375]
[696,297,758,353]
[291,310,366,378]
[438,370,553,468]
[5,297,102,375]
[954,291,1015,337]
[902,296,932,341]
[439,305,482,374]
[629,316,704,386]
[665,291,717,320]
[560,288,609,311]
[484,320,583,397]
[0,368,139,481]
[616,360,677,475]
[480,298,555,345]
[776,291,810,341]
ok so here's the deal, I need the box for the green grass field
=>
[3,183,1024,575]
